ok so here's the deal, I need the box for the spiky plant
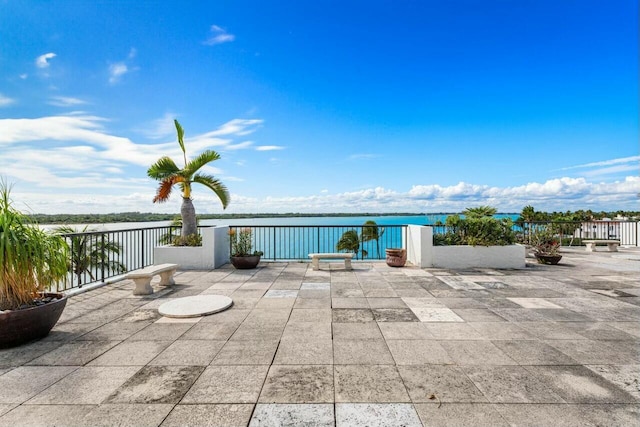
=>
[0,181,69,310]
[147,120,230,242]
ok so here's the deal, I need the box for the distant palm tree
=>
[360,220,385,258]
[463,206,497,218]
[56,226,126,286]
[337,229,367,259]
[147,119,230,239]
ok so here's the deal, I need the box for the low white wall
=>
[406,225,525,269]
[154,226,230,270]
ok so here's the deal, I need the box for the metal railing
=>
[56,225,177,292]
[230,225,407,261]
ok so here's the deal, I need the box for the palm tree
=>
[360,220,385,258]
[56,226,126,286]
[463,206,497,218]
[147,119,230,239]
[337,230,367,259]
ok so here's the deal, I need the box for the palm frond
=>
[192,173,230,209]
[147,157,180,180]
[153,178,177,203]
[184,150,221,176]
[174,119,186,157]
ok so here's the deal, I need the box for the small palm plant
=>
[148,120,230,243]
[337,229,367,259]
[55,226,126,286]
[360,220,385,258]
[0,181,69,310]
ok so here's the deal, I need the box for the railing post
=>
[101,234,105,282]
[140,229,145,268]
[273,226,276,261]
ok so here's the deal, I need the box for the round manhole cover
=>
[158,295,233,318]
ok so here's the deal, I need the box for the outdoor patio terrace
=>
[0,249,639,426]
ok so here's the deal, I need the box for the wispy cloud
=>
[204,25,235,45]
[35,52,56,68]
[560,156,639,180]
[562,156,640,170]
[0,94,15,107]
[256,145,284,151]
[48,96,88,107]
[108,63,129,84]
[137,113,179,139]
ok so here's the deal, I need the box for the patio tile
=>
[387,340,453,365]
[259,365,334,403]
[468,322,536,340]
[332,308,375,323]
[333,339,394,364]
[180,321,239,340]
[85,404,175,427]
[274,339,333,364]
[264,290,298,298]
[463,365,565,403]
[184,366,262,402]
[363,288,399,297]
[294,297,332,308]
[491,340,578,365]
[439,340,518,365]
[333,322,383,340]
[437,297,487,309]
[401,297,446,308]
[367,298,407,309]
[331,297,369,308]
[289,308,332,323]
[494,403,638,427]
[378,322,434,340]
[229,324,284,341]
[0,366,77,404]
[198,308,250,324]
[127,323,193,341]
[332,288,365,298]
[515,321,587,340]
[336,403,422,427]
[545,339,637,364]
[27,366,139,404]
[301,282,331,290]
[415,403,509,426]
[88,340,172,366]
[282,321,333,340]
[0,340,64,367]
[26,341,120,366]
[489,308,551,322]
[525,365,639,403]
[254,298,296,309]
[212,339,279,365]
[334,365,410,402]
[150,340,224,365]
[107,365,204,404]
[162,404,253,427]
[373,308,420,322]
[585,364,640,398]
[452,308,507,322]
[298,289,331,298]
[411,307,464,322]
[0,404,94,427]
[423,323,484,340]
[398,365,486,403]
[250,403,333,426]
[507,297,564,309]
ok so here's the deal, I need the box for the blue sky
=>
[1,0,638,214]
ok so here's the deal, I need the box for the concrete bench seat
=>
[125,263,178,295]
[583,240,620,252]
[308,253,353,271]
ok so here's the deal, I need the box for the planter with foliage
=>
[0,182,70,348]
[229,228,263,269]
[531,226,562,265]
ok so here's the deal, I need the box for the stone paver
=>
[1,248,639,426]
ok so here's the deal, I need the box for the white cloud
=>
[108,62,129,84]
[138,113,179,139]
[562,156,640,170]
[19,74,28,79]
[128,47,137,59]
[35,53,56,68]
[204,25,235,45]
[48,96,88,107]
[256,145,284,151]
[0,94,15,107]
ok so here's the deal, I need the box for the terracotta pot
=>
[535,254,562,265]
[385,248,406,267]
[230,255,261,269]
[0,293,67,348]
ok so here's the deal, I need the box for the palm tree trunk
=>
[181,197,198,237]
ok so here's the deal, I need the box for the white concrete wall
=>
[406,225,525,269]
[154,226,230,270]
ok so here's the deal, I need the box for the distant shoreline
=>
[30,211,518,225]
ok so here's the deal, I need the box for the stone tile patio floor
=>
[0,248,639,426]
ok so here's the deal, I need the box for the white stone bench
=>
[308,253,353,271]
[583,240,620,252]
[125,263,178,295]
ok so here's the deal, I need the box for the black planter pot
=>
[231,255,261,269]
[535,254,562,265]
[0,293,67,348]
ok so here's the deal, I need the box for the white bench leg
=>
[133,277,154,295]
[344,258,352,270]
[607,243,618,252]
[312,257,319,271]
[585,243,596,252]
[159,270,176,286]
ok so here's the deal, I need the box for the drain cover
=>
[158,295,233,318]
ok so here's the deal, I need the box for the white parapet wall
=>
[154,226,230,270]
[406,225,525,269]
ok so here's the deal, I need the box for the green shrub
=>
[172,233,202,247]
[434,210,516,246]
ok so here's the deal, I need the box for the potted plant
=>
[229,228,263,269]
[0,182,70,348]
[531,226,562,265]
